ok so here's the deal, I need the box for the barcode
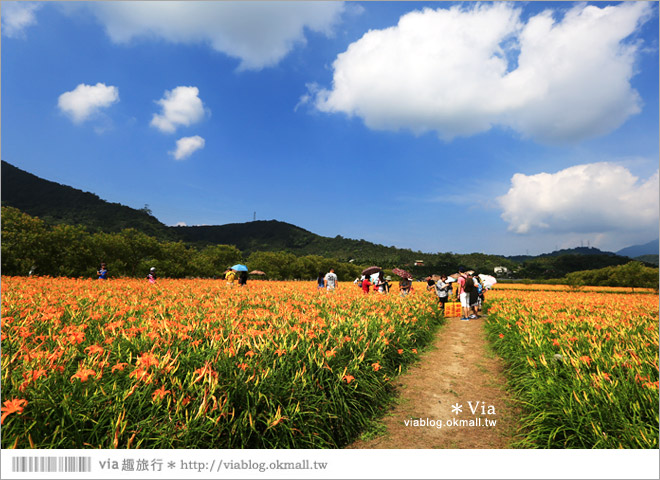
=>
[11,456,92,473]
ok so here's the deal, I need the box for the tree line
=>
[1,207,366,280]
[3,206,657,288]
[1,206,517,280]
[564,262,659,292]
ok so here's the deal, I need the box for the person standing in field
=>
[97,263,108,280]
[147,267,157,284]
[473,273,484,316]
[426,276,436,292]
[238,270,248,287]
[457,266,471,320]
[434,274,450,313]
[399,277,412,296]
[318,272,326,290]
[324,268,338,292]
[361,274,372,294]
[374,271,388,293]
[383,275,392,293]
[467,272,480,319]
[225,267,236,286]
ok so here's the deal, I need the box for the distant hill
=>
[1,160,172,239]
[3,159,653,277]
[506,246,616,263]
[173,221,320,253]
[172,221,474,269]
[539,246,617,257]
[616,239,659,258]
[633,254,659,266]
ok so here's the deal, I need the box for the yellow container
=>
[444,302,461,317]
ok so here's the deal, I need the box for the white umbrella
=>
[478,274,497,288]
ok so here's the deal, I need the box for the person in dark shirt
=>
[97,263,108,280]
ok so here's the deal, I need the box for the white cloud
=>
[151,86,207,133]
[314,2,652,143]
[1,2,41,38]
[175,222,188,227]
[497,163,659,237]
[80,1,345,71]
[57,83,119,123]
[171,135,205,160]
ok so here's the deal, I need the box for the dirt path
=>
[348,315,519,449]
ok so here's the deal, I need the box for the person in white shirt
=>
[324,268,338,291]
[434,274,450,313]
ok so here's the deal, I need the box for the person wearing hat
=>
[384,275,392,293]
[147,267,157,284]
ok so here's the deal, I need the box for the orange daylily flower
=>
[1,398,28,424]
[137,352,159,369]
[152,386,171,401]
[71,368,96,382]
[111,362,128,373]
[85,344,105,356]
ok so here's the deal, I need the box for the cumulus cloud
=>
[171,135,205,160]
[1,2,41,38]
[497,163,659,236]
[57,83,119,123]
[151,86,207,133]
[79,1,345,71]
[313,2,652,143]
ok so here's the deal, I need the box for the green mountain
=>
[2,159,651,277]
[1,160,172,239]
[173,221,442,267]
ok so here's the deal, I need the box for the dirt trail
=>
[348,315,519,449]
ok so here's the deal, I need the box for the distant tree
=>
[190,244,243,278]
[156,241,194,278]
[139,204,153,216]
[116,228,161,276]
[1,206,50,276]
[564,261,658,290]
[48,223,96,277]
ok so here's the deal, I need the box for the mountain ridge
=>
[616,239,659,258]
[2,159,653,268]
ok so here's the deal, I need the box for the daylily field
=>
[1,277,443,448]
[485,287,658,448]
[1,276,658,449]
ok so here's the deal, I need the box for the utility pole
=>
[253,211,256,222]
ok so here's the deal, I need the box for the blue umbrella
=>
[231,264,248,272]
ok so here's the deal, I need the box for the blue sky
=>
[2,1,658,256]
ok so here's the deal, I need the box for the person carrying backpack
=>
[466,272,480,319]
